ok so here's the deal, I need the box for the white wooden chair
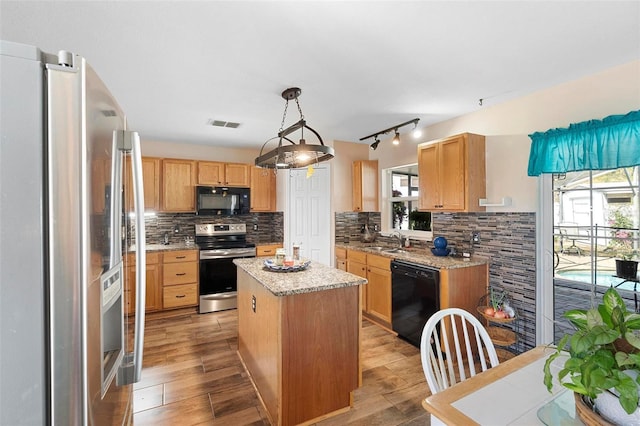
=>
[420,308,499,425]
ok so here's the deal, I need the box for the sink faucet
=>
[390,231,403,248]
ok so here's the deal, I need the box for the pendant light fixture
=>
[255,87,334,169]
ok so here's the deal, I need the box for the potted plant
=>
[616,247,639,280]
[543,287,640,423]
[409,210,431,231]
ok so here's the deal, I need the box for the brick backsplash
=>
[129,212,283,246]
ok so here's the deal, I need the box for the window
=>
[382,164,432,237]
[552,167,639,341]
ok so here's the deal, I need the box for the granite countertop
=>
[130,243,198,252]
[335,242,488,270]
[234,257,367,297]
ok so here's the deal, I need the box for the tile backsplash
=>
[130,212,283,245]
[335,210,536,353]
[432,212,536,353]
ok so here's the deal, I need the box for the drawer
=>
[163,283,198,309]
[163,261,198,285]
[163,250,198,263]
[125,251,160,265]
[256,244,282,257]
[347,249,367,264]
[367,254,391,270]
[335,247,346,259]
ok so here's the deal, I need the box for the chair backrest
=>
[420,307,499,395]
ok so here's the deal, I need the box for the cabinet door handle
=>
[175,256,186,259]
[176,272,186,276]
[175,294,185,298]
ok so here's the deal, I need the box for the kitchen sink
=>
[383,248,407,254]
[367,246,386,252]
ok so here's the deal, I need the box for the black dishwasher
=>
[391,260,440,348]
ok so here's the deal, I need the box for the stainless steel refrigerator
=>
[0,40,147,425]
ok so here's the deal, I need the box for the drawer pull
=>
[175,294,186,298]
[176,272,186,276]
[175,256,186,259]
[264,250,273,253]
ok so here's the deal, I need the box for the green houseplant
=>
[543,287,640,419]
[409,210,431,231]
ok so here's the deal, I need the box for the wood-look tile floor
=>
[133,308,431,425]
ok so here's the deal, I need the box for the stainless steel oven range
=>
[195,223,256,313]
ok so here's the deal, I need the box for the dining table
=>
[423,345,584,425]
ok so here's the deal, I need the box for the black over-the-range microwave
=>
[196,186,250,215]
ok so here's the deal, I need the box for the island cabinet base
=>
[237,268,361,426]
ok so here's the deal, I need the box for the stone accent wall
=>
[129,212,283,245]
[433,212,536,353]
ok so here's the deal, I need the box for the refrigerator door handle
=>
[117,130,146,385]
[130,131,146,382]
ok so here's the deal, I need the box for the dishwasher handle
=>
[391,261,439,280]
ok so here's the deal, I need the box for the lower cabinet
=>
[162,249,199,309]
[125,252,161,315]
[365,254,392,325]
[335,247,347,271]
[344,249,392,327]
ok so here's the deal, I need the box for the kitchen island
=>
[233,258,367,426]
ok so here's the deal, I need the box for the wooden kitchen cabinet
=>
[124,156,160,212]
[256,244,282,257]
[352,160,378,212]
[124,252,161,315]
[161,249,199,309]
[198,161,250,187]
[345,249,370,316]
[365,254,392,325]
[418,133,486,212]
[335,247,347,271]
[250,166,276,212]
[162,159,196,212]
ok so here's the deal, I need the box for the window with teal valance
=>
[527,110,640,176]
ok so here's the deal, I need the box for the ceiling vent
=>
[209,119,241,128]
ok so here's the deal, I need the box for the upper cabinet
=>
[162,159,196,212]
[198,161,250,187]
[250,166,276,212]
[418,133,486,212]
[124,156,160,212]
[353,160,378,212]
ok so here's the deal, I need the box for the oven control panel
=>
[195,223,247,236]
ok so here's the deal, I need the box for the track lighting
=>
[392,130,400,145]
[359,118,420,149]
[370,137,380,150]
[412,121,422,138]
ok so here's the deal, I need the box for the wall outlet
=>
[472,232,480,243]
[253,224,258,231]
[173,224,180,233]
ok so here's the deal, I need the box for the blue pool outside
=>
[555,270,638,291]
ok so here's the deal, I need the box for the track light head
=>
[392,130,400,145]
[412,121,422,138]
[370,137,380,150]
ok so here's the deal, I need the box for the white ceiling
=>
[1,1,639,150]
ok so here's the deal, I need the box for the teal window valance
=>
[527,110,640,176]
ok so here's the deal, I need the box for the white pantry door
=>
[288,167,330,265]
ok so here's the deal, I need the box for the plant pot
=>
[616,259,639,280]
[574,393,615,426]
